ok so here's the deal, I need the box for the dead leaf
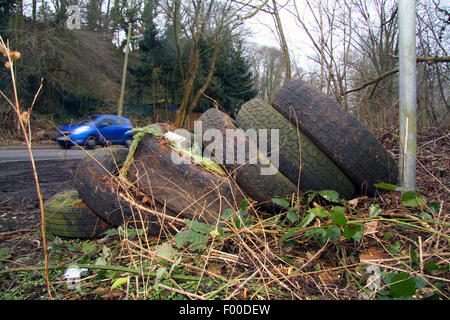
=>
[364,220,379,235]
[318,271,336,284]
[359,247,385,262]
[348,196,368,208]
[141,195,154,206]
[207,264,222,275]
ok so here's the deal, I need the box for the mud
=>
[0,159,79,233]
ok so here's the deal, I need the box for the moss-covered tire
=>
[44,190,112,238]
[199,108,298,203]
[128,133,246,224]
[272,80,398,195]
[236,98,356,199]
[74,147,180,234]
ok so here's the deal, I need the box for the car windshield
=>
[71,115,99,125]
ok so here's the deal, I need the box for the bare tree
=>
[248,44,286,102]
[163,0,264,127]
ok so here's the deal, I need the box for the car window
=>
[99,117,117,125]
[73,115,99,125]
[116,118,128,125]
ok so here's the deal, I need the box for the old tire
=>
[199,108,298,203]
[74,147,180,234]
[44,190,112,238]
[236,98,355,199]
[128,133,246,224]
[272,80,398,195]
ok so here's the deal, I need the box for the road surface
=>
[0,145,89,162]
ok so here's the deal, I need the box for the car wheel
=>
[271,80,398,195]
[199,108,298,204]
[74,147,182,234]
[44,190,112,238]
[125,137,133,148]
[236,98,356,199]
[84,135,97,149]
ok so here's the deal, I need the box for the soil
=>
[0,159,78,233]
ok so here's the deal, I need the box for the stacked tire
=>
[45,125,247,238]
[200,79,397,201]
[44,80,397,239]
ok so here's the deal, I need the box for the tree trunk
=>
[272,0,291,82]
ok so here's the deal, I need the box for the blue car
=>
[55,115,134,149]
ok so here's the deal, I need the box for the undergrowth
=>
[1,182,448,300]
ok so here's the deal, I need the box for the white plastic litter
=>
[164,131,187,149]
[64,266,89,289]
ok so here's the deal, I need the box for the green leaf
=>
[220,208,234,221]
[428,202,440,215]
[424,262,450,271]
[384,231,393,241]
[343,223,364,241]
[330,206,347,227]
[0,248,12,261]
[240,199,249,211]
[326,225,341,241]
[401,191,427,208]
[307,206,329,218]
[374,183,398,190]
[387,241,401,255]
[279,230,297,243]
[409,246,418,265]
[175,230,191,249]
[111,276,129,291]
[389,273,416,298]
[419,211,432,220]
[186,219,214,235]
[414,276,427,291]
[305,227,328,242]
[303,191,317,206]
[154,267,166,288]
[95,246,112,266]
[369,204,382,217]
[271,198,290,208]
[318,190,340,202]
[157,242,177,262]
[299,212,316,228]
[175,230,208,251]
[188,232,209,251]
[286,209,298,223]
[80,242,97,255]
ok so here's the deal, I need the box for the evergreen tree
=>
[203,38,257,115]
[0,0,16,32]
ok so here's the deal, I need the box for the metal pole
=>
[118,23,132,117]
[399,0,417,191]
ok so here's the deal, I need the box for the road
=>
[0,145,88,162]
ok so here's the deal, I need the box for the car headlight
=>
[73,125,91,135]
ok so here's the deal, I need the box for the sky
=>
[243,0,319,72]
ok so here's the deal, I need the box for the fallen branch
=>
[344,55,450,95]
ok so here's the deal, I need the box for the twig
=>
[157,283,206,300]
[418,133,450,149]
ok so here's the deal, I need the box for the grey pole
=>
[118,23,132,117]
[399,0,417,191]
